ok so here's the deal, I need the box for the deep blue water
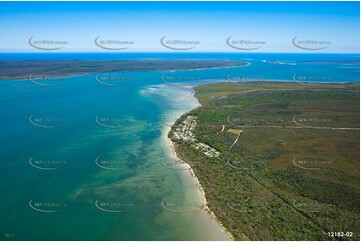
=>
[0,52,359,62]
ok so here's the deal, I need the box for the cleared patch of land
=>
[0,59,247,80]
[170,81,360,240]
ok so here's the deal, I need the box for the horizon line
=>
[0,52,360,55]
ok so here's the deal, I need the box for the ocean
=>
[0,53,359,240]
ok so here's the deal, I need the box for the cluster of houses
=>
[173,116,220,158]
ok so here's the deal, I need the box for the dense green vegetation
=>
[0,59,246,79]
[170,82,360,241]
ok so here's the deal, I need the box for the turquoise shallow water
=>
[0,53,359,240]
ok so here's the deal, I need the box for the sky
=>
[0,1,359,53]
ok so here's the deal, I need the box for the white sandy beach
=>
[149,83,234,241]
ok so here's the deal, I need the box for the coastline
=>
[159,88,235,241]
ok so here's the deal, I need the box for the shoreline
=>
[160,90,235,241]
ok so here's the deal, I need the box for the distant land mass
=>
[0,59,247,80]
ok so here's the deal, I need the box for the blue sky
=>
[0,1,359,53]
